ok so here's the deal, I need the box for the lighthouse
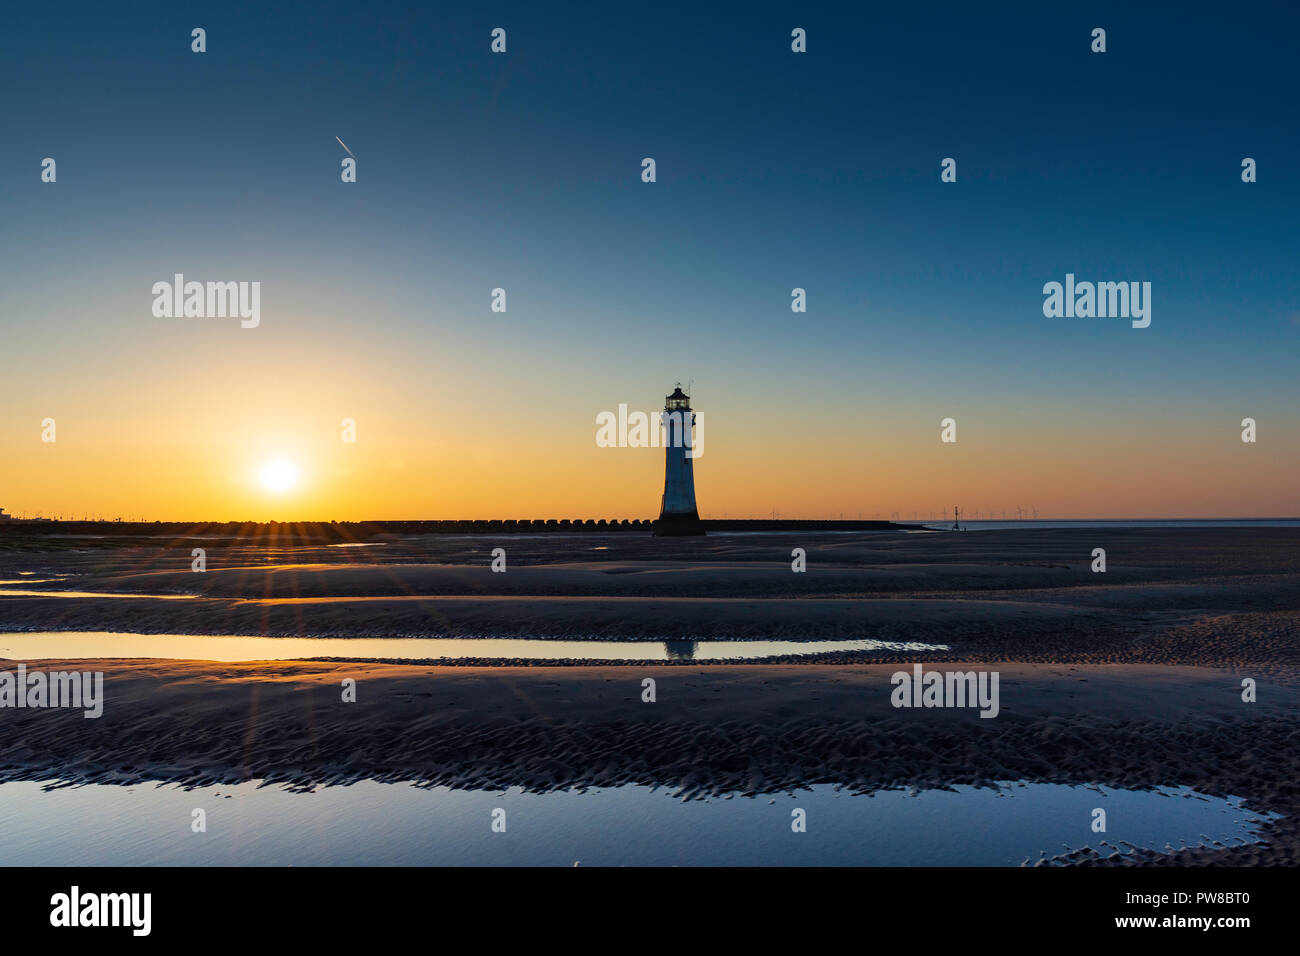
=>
[655,384,704,536]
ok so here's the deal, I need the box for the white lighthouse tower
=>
[655,384,704,536]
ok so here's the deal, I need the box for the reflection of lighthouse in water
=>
[654,384,705,536]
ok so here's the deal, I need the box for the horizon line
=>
[1,516,1297,525]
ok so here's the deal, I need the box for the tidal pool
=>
[0,632,945,662]
[0,779,1276,866]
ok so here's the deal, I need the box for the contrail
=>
[335,136,356,158]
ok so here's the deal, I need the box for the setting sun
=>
[259,460,300,494]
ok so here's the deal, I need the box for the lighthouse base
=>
[654,511,706,536]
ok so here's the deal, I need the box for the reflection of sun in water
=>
[259,460,300,494]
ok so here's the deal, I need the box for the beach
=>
[2,526,1298,865]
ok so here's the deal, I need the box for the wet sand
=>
[2,527,1298,865]
[2,528,1298,665]
[2,658,1298,865]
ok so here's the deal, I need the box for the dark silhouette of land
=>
[0,517,917,546]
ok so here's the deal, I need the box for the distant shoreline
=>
[5,517,1298,543]
[0,518,920,541]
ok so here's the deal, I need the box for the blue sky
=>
[2,2,1297,518]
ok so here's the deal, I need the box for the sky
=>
[2,2,1297,520]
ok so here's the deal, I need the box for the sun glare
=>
[259,460,300,494]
